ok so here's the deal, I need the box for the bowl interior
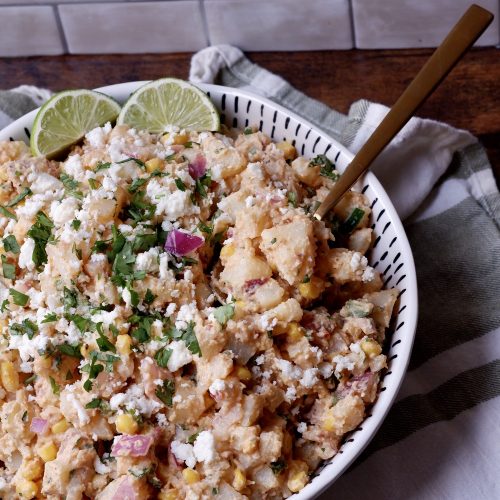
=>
[0,82,417,499]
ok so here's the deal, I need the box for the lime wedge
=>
[117,78,220,134]
[30,90,121,159]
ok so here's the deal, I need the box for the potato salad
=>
[0,123,398,499]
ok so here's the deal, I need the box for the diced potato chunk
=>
[334,192,371,228]
[364,289,399,328]
[348,228,373,254]
[260,216,315,285]
[220,245,272,290]
[291,156,321,187]
[204,136,245,179]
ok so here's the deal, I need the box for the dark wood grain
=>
[0,48,498,176]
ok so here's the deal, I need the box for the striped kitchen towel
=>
[190,45,500,499]
[1,47,499,499]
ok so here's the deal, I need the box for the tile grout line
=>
[53,4,69,54]
[347,0,356,49]
[199,0,211,48]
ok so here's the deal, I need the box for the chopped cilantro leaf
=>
[26,211,54,269]
[154,347,172,368]
[187,431,200,444]
[144,288,156,305]
[49,376,60,395]
[302,275,311,283]
[287,191,297,208]
[88,178,100,190]
[132,233,157,253]
[243,127,253,135]
[6,187,32,207]
[175,178,186,191]
[85,397,102,409]
[71,219,82,230]
[3,235,20,254]
[0,205,17,220]
[2,255,15,279]
[213,303,234,327]
[42,312,58,323]
[65,313,92,333]
[96,323,116,353]
[310,154,339,181]
[94,161,111,172]
[270,459,287,475]
[198,222,212,235]
[57,342,82,358]
[128,177,148,193]
[63,286,78,311]
[10,318,38,339]
[117,157,146,168]
[9,288,29,306]
[24,374,37,386]
[194,172,211,199]
[60,173,83,199]
[0,299,9,312]
[155,379,175,407]
[339,208,365,234]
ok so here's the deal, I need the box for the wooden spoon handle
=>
[314,4,493,221]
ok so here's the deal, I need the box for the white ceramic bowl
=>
[0,82,418,499]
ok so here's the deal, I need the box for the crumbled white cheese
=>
[246,162,264,179]
[297,422,307,434]
[193,431,216,463]
[30,173,63,194]
[175,303,197,330]
[121,287,132,309]
[165,302,177,317]
[66,392,90,426]
[301,368,319,388]
[275,359,302,380]
[85,122,111,148]
[245,195,255,208]
[50,197,79,226]
[171,440,196,468]
[318,362,334,379]
[64,154,85,180]
[94,456,111,475]
[18,238,35,271]
[167,340,193,372]
[109,384,160,417]
[135,248,160,273]
[208,379,226,395]
[285,387,297,403]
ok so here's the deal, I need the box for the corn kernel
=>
[51,418,69,434]
[158,489,179,500]
[115,413,138,435]
[360,338,382,357]
[16,479,39,499]
[233,300,245,320]
[21,458,43,481]
[38,441,57,462]
[298,277,324,300]
[233,468,246,491]
[235,366,252,382]
[287,470,308,493]
[276,141,297,161]
[162,132,189,145]
[322,411,336,432]
[80,344,89,358]
[220,244,235,259]
[145,157,163,173]
[286,322,304,342]
[1,360,19,392]
[115,334,132,355]
[182,468,200,484]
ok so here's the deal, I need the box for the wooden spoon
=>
[314,4,494,221]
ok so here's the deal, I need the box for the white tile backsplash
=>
[352,0,500,49]
[59,1,207,54]
[0,0,498,56]
[204,0,353,51]
[0,6,64,56]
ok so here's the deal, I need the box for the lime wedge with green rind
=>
[117,78,220,134]
[30,89,121,159]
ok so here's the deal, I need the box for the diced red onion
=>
[188,154,207,180]
[30,417,49,435]
[244,278,268,293]
[112,477,136,500]
[165,229,204,257]
[112,434,153,457]
[336,372,376,398]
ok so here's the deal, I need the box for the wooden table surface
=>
[1,48,499,180]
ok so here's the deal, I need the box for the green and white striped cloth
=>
[190,46,500,500]
[1,47,499,499]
